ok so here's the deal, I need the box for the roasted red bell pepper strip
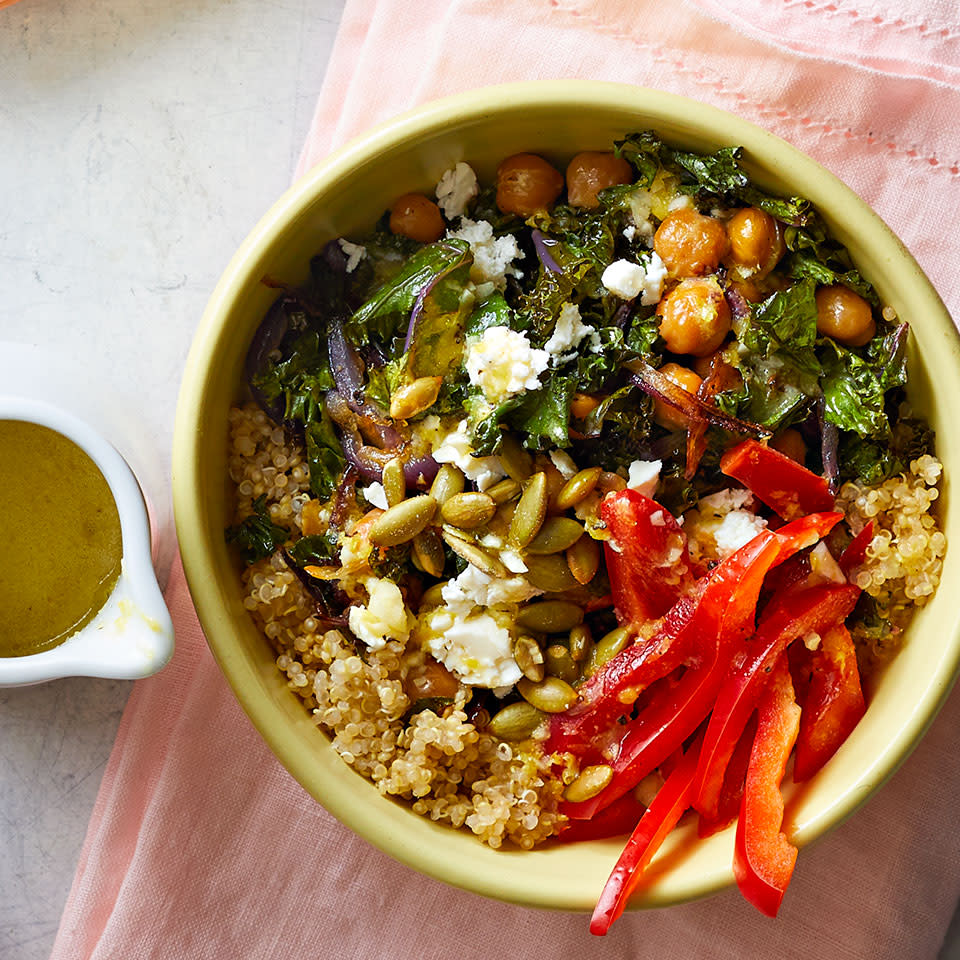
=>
[560,513,842,821]
[693,581,860,821]
[839,520,874,575]
[590,732,703,935]
[559,791,646,843]
[734,654,801,917]
[720,439,835,519]
[601,489,694,625]
[793,622,866,781]
[697,714,757,839]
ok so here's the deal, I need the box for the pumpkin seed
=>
[526,517,584,555]
[515,600,584,634]
[524,553,578,593]
[566,536,601,585]
[555,466,603,511]
[441,529,508,578]
[544,644,579,684]
[584,625,633,677]
[420,581,448,608]
[598,470,627,493]
[368,495,437,547]
[429,464,465,507]
[568,623,592,662]
[413,528,445,577]
[487,702,544,740]
[382,457,406,507]
[389,375,443,420]
[514,636,545,683]
[537,460,566,514]
[517,676,578,713]
[441,492,496,529]
[499,433,533,483]
[564,764,614,803]
[509,472,548,548]
[486,478,522,504]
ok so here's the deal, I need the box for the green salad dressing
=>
[0,420,122,658]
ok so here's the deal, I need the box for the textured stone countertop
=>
[0,2,343,956]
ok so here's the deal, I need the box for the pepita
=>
[598,470,628,494]
[382,457,406,507]
[514,635,545,683]
[413,528,445,577]
[544,644,579,684]
[498,433,533,483]
[420,581,448,608]
[555,466,603,511]
[509,472,548,548]
[485,478,522,504]
[564,764,614,803]
[568,623,592,662]
[429,464,465,507]
[441,492,496,529]
[389,375,442,420]
[487,701,544,740]
[525,517,584,555]
[584,625,633,677]
[524,553,578,592]
[368,495,437,547]
[516,676,578,713]
[441,529,508,578]
[566,536,601,585]
[515,599,584,634]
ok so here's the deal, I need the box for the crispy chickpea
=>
[657,276,732,357]
[815,285,876,346]
[565,151,633,209]
[725,206,785,276]
[570,392,602,419]
[653,363,703,430]
[653,208,729,277]
[389,193,445,243]
[772,428,807,464]
[496,153,564,216]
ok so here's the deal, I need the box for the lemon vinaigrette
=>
[0,420,122,657]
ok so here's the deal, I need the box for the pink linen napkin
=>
[52,2,960,958]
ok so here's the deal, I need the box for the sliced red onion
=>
[684,353,743,479]
[403,455,439,488]
[329,318,366,400]
[724,284,753,326]
[816,397,840,493]
[629,360,769,439]
[612,298,636,329]
[403,246,472,353]
[531,229,563,275]
[244,299,289,421]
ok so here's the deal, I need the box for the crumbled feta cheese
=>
[447,218,523,290]
[441,563,541,617]
[802,631,822,652]
[500,548,528,573]
[465,326,549,404]
[699,488,754,513]
[362,482,389,510]
[435,161,479,219]
[348,577,412,650]
[424,608,522,690]
[601,253,668,305]
[627,459,662,498]
[544,302,595,363]
[549,449,578,479]
[337,238,367,273]
[622,224,637,241]
[713,510,769,558]
[668,194,695,212]
[339,532,372,573]
[429,418,506,491]
[809,542,847,584]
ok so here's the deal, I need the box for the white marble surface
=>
[0,1,344,956]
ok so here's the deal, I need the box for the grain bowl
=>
[173,81,959,913]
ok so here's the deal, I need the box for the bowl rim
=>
[0,395,174,684]
[173,79,960,910]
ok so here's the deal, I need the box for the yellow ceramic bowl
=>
[173,81,960,911]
